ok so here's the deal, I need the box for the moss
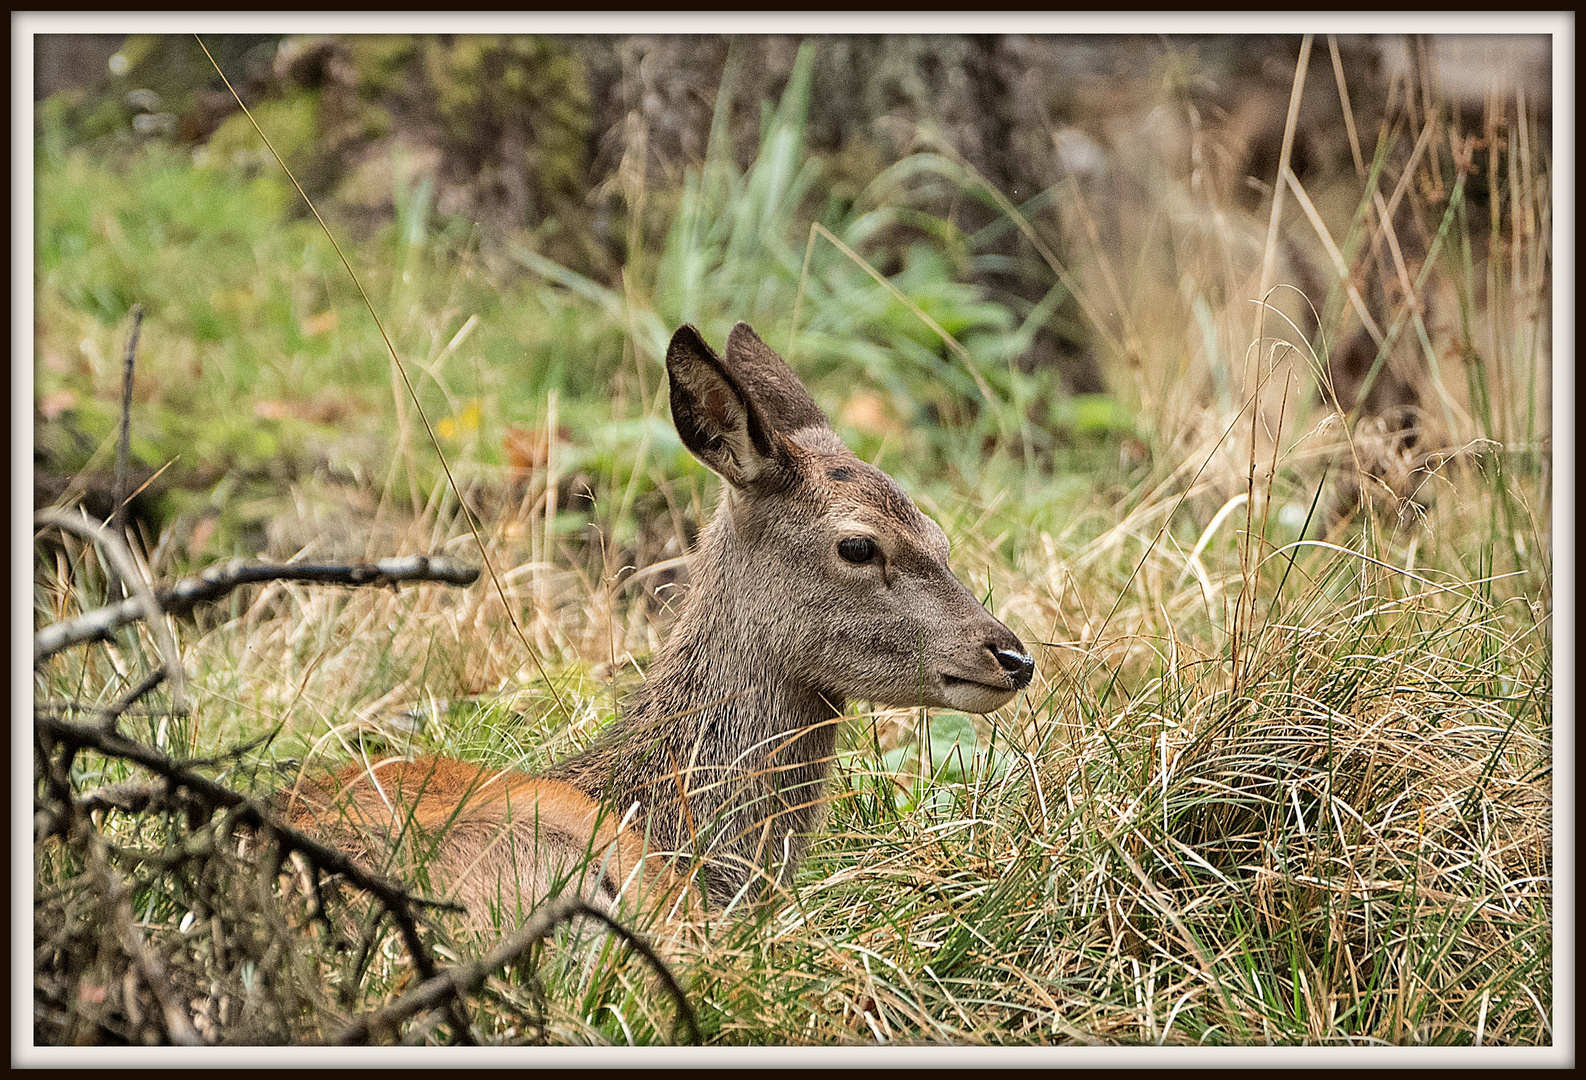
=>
[342,35,419,99]
[319,36,594,232]
[424,36,591,211]
[202,89,323,177]
[116,34,282,121]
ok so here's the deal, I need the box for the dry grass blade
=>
[191,34,566,719]
[1249,34,1314,354]
[917,140,1129,358]
[1283,168,1384,348]
[805,222,998,406]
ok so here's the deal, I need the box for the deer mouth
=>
[937,672,1019,713]
[941,674,1013,692]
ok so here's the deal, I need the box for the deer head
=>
[665,322,1034,715]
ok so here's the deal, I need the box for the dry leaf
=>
[187,516,218,558]
[253,397,350,424]
[503,424,571,474]
[300,310,339,337]
[37,390,78,419]
[503,425,549,473]
[840,392,903,438]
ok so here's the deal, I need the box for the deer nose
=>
[990,645,1035,690]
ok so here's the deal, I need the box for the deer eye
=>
[838,537,879,564]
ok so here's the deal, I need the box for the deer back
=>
[280,756,689,929]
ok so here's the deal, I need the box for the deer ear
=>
[666,324,781,489]
[722,323,830,434]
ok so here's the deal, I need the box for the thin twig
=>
[35,713,467,913]
[109,669,168,727]
[113,303,144,540]
[35,507,186,714]
[34,670,172,733]
[118,455,179,515]
[336,895,699,1046]
[34,554,478,662]
[81,821,203,1045]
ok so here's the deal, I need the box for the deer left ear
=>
[666,325,783,490]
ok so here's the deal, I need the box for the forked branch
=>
[36,713,692,1047]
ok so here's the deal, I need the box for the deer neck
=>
[548,504,841,905]
[643,506,842,770]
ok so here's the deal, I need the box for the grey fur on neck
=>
[544,501,842,910]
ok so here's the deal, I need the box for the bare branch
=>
[111,668,169,718]
[36,670,172,730]
[78,778,170,817]
[35,508,186,714]
[336,896,700,1046]
[113,303,144,540]
[81,821,203,1046]
[75,731,278,817]
[44,715,692,1047]
[34,553,479,663]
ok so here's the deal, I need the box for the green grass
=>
[33,40,1551,1047]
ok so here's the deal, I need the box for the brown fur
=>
[287,322,1033,929]
[281,756,689,928]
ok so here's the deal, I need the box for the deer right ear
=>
[666,325,782,490]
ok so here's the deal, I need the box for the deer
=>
[283,321,1034,935]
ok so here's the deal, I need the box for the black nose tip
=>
[991,646,1035,690]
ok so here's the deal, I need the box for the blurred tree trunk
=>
[574,34,1104,392]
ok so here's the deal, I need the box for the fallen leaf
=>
[253,399,293,421]
[301,309,340,337]
[187,516,218,557]
[503,425,572,474]
[37,389,78,419]
[307,398,349,425]
[503,426,549,472]
[841,392,903,438]
[253,397,350,424]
